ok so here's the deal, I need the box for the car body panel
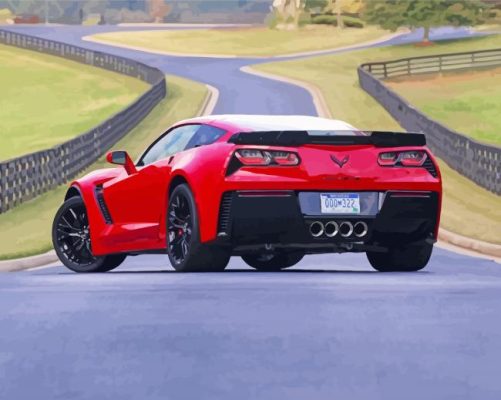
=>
[62,115,442,256]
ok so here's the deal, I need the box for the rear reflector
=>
[389,191,432,198]
[237,190,293,197]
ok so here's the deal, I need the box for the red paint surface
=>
[67,117,442,256]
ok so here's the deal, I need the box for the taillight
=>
[234,149,272,165]
[378,152,399,166]
[234,149,300,166]
[378,150,427,167]
[269,151,300,166]
[399,151,427,166]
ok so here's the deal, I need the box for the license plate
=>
[320,193,360,214]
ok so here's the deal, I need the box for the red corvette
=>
[52,115,442,273]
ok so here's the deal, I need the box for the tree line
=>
[0,0,497,42]
[273,0,493,41]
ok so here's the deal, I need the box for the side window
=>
[140,124,200,166]
[184,125,227,150]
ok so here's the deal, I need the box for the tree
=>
[364,0,488,43]
[304,0,328,11]
[148,0,171,23]
[272,0,305,27]
[325,0,364,29]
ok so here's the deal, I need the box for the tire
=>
[167,184,230,272]
[366,242,433,272]
[52,197,127,273]
[241,251,305,271]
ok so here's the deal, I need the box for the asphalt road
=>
[1,249,501,400]
[3,25,485,115]
[1,25,500,399]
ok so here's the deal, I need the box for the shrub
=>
[0,8,13,23]
[265,10,283,29]
[298,11,312,26]
[311,14,365,28]
[343,15,365,28]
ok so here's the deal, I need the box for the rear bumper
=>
[216,190,440,254]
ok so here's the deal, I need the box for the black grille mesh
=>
[423,157,438,177]
[95,186,113,224]
[217,192,233,234]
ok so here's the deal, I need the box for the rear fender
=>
[168,143,234,243]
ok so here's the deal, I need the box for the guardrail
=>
[0,29,166,213]
[358,48,501,195]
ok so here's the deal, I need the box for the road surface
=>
[0,25,499,400]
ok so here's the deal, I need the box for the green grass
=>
[386,68,501,145]
[254,34,501,244]
[89,25,390,57]
[0,43,149,161]
[0,75,208,260]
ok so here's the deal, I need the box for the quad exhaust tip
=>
[324,221,339,237]
[309,220,368,238]
[353,221,368,238]
[339,221,354,238]
[309,221,324,237]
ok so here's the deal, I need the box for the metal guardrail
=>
[0,29,167,213]
[358,48,501,195]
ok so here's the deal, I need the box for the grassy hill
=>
[0,43,148,161]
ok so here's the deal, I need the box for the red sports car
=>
[52,115,442,273]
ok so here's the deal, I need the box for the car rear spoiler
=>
[228,131,426,147]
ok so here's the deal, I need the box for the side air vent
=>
[217,192,233,235]
[423,157,438,178]
[95,186,113,224]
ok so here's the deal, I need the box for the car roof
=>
[180,114,357,132]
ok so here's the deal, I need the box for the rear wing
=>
[228,131,426,147]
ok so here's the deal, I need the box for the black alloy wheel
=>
[167,184,230,272]
[167,189,193,265]
[52,197,126,273]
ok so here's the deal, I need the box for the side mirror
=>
[106,151,137,175]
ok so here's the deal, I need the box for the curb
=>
[438,228,501,259]
[117,23,253,28]
[0,250,58,273]
[83,35,240,59]
[198,83,219,116]
[83,30,407,60]
[269,30,409,59]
